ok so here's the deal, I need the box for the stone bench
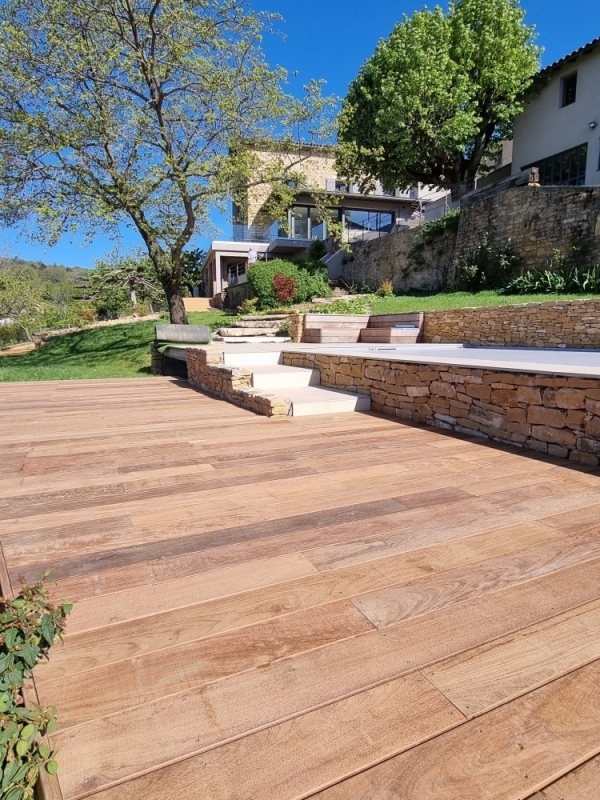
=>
[152,324,211,376]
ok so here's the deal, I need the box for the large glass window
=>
[278,205,326,239]
[309,207,325,240]
[530,143,588,186]
[292,206,308,238]
[344,210,394,242]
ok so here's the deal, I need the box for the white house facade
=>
[512,37,600,186]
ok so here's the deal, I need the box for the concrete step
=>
[283,386,371,417]
[251,365,320,390]
[222,351,283,367]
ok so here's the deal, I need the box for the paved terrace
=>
[2,377,600,799]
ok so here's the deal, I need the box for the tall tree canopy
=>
[336,0,541,200]
[0,0,333,323]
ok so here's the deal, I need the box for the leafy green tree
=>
[0,0,334,323]
[0,272,49,340]
[180,248,206,297]
[90,250,163,317]
[337,0,541,199]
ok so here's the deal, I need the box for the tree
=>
[336,0,541,200]
[0,0,334,323]
[180,248,206,297]
[0,272,49,340]
[90,250,163,316]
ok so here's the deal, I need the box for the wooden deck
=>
[2,377,600,800]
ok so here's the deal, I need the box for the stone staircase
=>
[221,350,371,417]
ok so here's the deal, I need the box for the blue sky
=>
[3,0,599,269]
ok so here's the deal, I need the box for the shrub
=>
[311,296,372,314]
[247,259,332,309]
[272,273,298,305]
[375,281,394,298]
[0,572,73,798]
[237,297,258,315]
[456,235,520,291]
[0,323,25,348]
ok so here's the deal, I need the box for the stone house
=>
[202,143,446,299]
[511,36,600,187]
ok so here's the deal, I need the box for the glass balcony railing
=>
[232,223,277,243]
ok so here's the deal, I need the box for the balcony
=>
[232,223,277,243]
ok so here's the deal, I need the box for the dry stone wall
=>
[342,226,457,293]
[342,185,600,291]
[423,298,600,348]
[457,186,600,268]
[283,351,600,466]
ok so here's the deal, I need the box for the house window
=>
[279,205,326,240]
[344,210,394,243]
[335,180,348,193]
[527,143,588,186]
[561,72,577,107]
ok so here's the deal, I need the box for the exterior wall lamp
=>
[589,121,597,129]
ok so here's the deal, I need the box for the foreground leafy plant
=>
[0,572,72,799]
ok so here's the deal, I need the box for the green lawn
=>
[370,290,600,314]
[0,311,235,382]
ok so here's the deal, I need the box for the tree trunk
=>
[129,282,137,308]
[164,282,188,324]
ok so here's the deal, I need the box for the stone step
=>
[251,365,320,390]
[218,327,281,337]
[230,319,288,329]
[283,386,371,417]
[222,351,283,367]
[215,336,291,344]
[240,314,289,321]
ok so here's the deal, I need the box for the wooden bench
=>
[154,324,211,377]
[360,313,424,344]
[303,314,369,343]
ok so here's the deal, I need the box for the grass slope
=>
[0,311,235,382]
[1,293,598,383]
[370,291,600,313]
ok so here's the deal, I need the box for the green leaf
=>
[38,745,50,759]
[20,724,36,741]
[4,628,18,649]
[46,717,57,735]
[61,603,73,615]
[20,644,38,670]
[5,787,24,800]
[2,758,19,789]
[0,652,12,674]
[16,738,29,756]
[40,615,55,646]
[46,760,58,775]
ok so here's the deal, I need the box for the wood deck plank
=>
[85,673,463,800]
[311,660,600,800]
[1,377,599,800]
[540,753,600,799]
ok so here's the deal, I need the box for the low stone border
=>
[186,347,291,417]
[283,351,600,466]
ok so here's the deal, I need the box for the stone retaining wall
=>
[423,298,600,348]
[342,185,600,291]
[186,347,291,417]
[283,351,600,466]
